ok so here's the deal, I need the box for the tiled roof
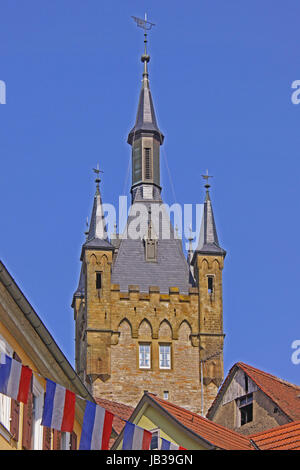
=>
[147,394,253,450]
[207,362,300,421]
[250,420,300,450]
[94,397,134,448]
[237,362,300,421]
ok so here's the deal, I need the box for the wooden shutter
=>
[53,430,61,450]
[43,427,51,450]
[10,352,21,442]
[22,376,33,449]
[70,431,77,450]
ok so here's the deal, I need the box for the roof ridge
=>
[95,397,134,410]
[238,362,300,390]
[148,393,251,443]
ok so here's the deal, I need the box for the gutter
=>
[0,260,94,405]
[249,439,260,450]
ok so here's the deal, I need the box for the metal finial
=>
[85,216,89,239]
[187,224,194,264]
[201,169,213,189]
[132,14,155,76]
[93,163,104,191]
[188,224,194,242]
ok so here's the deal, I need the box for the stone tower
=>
[72,37,226,416]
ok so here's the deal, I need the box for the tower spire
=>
[193,172,226,258]
[83,165,113,251]
[128,15,164,200]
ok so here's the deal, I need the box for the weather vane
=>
[93,163,104,189]
[131,14,155,31]
[201,169,213,188]
[132,13,155,60]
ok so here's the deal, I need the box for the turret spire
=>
[193,172,226,257]
[83,165,113,251]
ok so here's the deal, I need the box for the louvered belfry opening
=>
[144,147,152,180]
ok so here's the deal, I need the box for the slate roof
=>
[111,197,194,294]
[72,263,85,301]
[83,185,113,251]
[127,60,164,145]
[194,188,225,257]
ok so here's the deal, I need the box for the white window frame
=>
[0,334,13,431]
[150,428,161,450]
[159,344,171,370]
[31,376,44,450]
[139,343,151,369]
[61,432,71,450]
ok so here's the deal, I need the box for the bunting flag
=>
[79,401,114,450]
[160,437,186,450]
[0,353,32,403]
[1,352,188,451]
[41,379,76,432]
[122,422,152,450]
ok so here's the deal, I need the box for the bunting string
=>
[0,352,186,450]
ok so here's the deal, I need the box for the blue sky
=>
[1,0,300,386]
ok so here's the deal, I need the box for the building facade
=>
[72,38,226,415]
[206,362,300,435]
[0,260,94,450]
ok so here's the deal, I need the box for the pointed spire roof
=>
[193,175,226,258]
[127,30,164,145]
[81,167,114,257]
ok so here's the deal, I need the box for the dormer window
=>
[145,239,157,262]
[144,209,157,262]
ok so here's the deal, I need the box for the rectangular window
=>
[237,393,253,427]
[96,272,102,290]
[159,344,171,369]
[0,335,12,430]
[163,391,169,400]
[207,276,214,294]
[240,404,253,425]
[139,344,151,369]
[150,428,160,450]
[61,432,71,450]
[245,374,249,394]
[144,148,152,180]
[31,378,44,450]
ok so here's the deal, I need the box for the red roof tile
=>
[147,393,253,450]
[95,397,134,448]
[207,362,300,422]
[237,362,300,421]
[250,420,300,450]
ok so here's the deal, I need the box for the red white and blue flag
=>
[160,437,186,450]
[79,401,114,450]
[41,379,76,432]
[0,353,32,403]
[122,422,152,450]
